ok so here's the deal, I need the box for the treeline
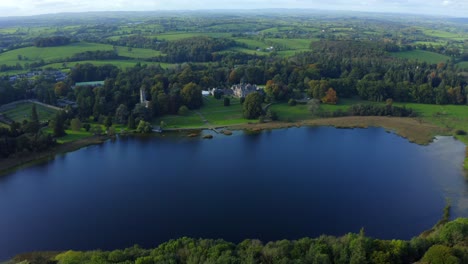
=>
[105,35,162,49]
[159,36,237,63]
[0,77,57,106]
[34,36,71,47]
[12,217,468,264]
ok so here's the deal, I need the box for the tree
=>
[178,105,189,116]
[127,115,136,130]
[54,82,68,97]
[52,112,66,137]
[136,120,152,133]
[70,118,82,131]
[27,104,40,134]
[322,88,338,104]
[243,92,263,119]
[83,123,91,132]
[115,104,129,124]
[308,99,321,115]
[422,245,459,264]
[224,97,230,106]
[90,125,103,136]
[104,116,113,129]
[181,82,202,109]
[265,80,289,101]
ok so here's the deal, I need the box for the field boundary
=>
[0,100,62,113]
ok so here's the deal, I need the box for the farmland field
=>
[390,50,451,64]
[0,42,115,66]
[1,102,58,123]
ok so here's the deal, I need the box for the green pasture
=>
[44,60,174,70]
[157,32,231,41]
[422,29,466,39]
[115,47,161,59]
[390,50,451,64]
[235,38,269,49]
[1,102,58,123]
[266,38,312,50]
[0,42,115,66]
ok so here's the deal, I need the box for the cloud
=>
[0,0,466,17]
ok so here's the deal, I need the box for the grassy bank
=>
[2,97,467,175]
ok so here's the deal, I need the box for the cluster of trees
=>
[12,217,468,264]
[34,36,71,47]
[160,36,236,63]
[0,77,57,106]
[0,105,56,159]
[105,35,162,49]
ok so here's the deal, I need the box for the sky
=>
[0,0,467,17]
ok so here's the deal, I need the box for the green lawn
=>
[200,97,252,126]
[1,102,58,123]
[155,113,204,128]
[270,98,363,121]
[154,96,252,128]
[56,129,93,144]
[390,50,451,64]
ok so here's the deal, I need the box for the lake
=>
[0,127,467,260]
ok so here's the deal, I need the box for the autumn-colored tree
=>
[54,82,68,97]
[322,88,338,104]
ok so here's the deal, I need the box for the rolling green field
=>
[156,32,231,41]
[1,102,58,123]
[390,50,451,64]
[422,29,466,39]
[266,38,314,50]
[44,60,174,70]
[115,46,161,59]
[0,42,161,69]
[0,42,115,66]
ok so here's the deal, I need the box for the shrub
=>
[224,97,231,106]
[288,99,297,106]
[83,123,91,132]
[455,130,467,135]
[70,118,82,132]
[178,105,189,116]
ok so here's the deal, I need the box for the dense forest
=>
[11,217,468,264]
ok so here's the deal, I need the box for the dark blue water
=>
[0,127,467,260]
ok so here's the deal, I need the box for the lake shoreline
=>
[0,136,108,176]
[0,116,456,176]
